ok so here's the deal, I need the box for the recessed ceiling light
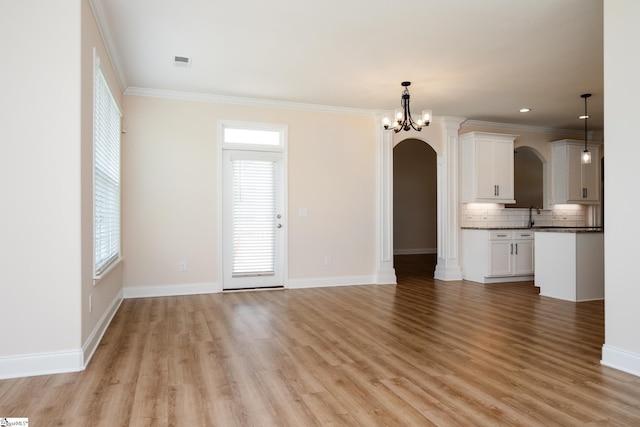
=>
[519,108,532,113]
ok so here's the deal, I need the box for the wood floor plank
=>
[2,254,640,426]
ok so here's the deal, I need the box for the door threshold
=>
[223,285,284,292]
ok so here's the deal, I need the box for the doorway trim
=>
[375,115,465,283]
[217,120,289,291]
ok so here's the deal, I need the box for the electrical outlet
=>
[179,261,187,272]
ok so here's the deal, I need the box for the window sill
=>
[93,256,124,286]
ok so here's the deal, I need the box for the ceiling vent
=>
[174,56,191,67]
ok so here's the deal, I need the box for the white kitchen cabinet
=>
[551,140,601,204]
[460,132,518,203]
[512,233,534,275]
[462,229,534,283]
[488,231,513,276]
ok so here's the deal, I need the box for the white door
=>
[222,150,285,290]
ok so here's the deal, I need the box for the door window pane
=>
[231,159,276,277]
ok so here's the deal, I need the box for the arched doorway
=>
[393,138,438,277]
[375,116,465,285]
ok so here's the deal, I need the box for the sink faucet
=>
[529,205,540,228]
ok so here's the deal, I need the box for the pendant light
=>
[580,93,592,164]
[382,82,432,132]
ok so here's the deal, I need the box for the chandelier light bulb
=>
[422,110,432,124]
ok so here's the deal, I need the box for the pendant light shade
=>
[580,93,592,164]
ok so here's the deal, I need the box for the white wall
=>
[0,2,82,359]
[601,0,640,376]
[121,95,377,292]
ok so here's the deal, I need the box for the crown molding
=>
[121,88,594,137]
[124,87,374,116]
[462,119,586,138]
[89,0,127,91]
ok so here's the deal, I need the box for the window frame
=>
[93,49,122,281]
[220,121,286,152]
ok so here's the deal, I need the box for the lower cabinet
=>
[462,229,534,283]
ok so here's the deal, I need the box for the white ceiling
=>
[93,0,604,131]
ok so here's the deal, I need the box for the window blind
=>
[231,159,276,277]
[94,59,121,276]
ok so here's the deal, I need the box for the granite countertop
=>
[531,227,603,233]
[461,226,530,230]
[461,226,604,233]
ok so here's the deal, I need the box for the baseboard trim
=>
[82,289,124,368]
[123,281,221,299]
[375,268,397,285]
[287,275,376,289]
[434,264,463,281]
[465,275,535,284]
[0,291,125,380]
[601,344,640,378]
[394,248,437,255]
[0,350,83,380]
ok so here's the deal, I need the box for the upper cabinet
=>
[551,140,601,204]
[460,132,518,203]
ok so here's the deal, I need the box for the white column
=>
[375,114,397,284]
[434,117,466,281]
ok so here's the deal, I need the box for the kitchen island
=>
[534,228,604,302]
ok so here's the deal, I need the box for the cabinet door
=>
[513,240,534,275]
[567,144,584,201]
[489,240,512,276]
[475,138,496,199]
[581,147,599,201]
[493,139,514,200]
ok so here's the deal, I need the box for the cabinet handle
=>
[510,243,513,255]
[515,243,518,255]
[497,234,508,237]
[582,188,587,198]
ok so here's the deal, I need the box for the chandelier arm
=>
[409,119,422,132]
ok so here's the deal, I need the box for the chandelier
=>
[382,81,432,132]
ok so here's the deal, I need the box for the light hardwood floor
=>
[2,254,640,426]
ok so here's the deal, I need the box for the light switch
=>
[299,208,308,218]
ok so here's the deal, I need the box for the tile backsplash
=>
[461,203,586,228]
